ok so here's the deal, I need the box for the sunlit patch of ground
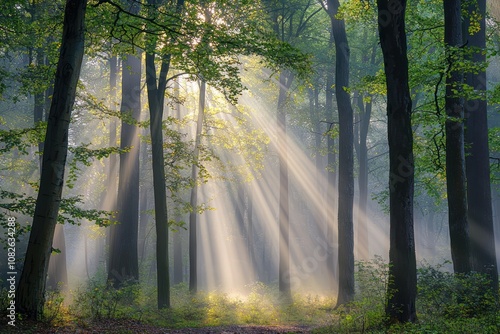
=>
[4,319,313,333]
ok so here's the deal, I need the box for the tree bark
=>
[108,46,141,287]
[16,0,87,319]
[376,0,417,323]
[327,0,355,306]
[145,0,184,307]
[325,53,337,292]
[463,0,498,295]
[355,42,376,261]
[173,79,184,286]
[277,70,293,299]
[444,0,471,274]
[189,80,206,293]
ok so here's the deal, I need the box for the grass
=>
[2,259,499,333]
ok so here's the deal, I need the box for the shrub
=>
[71,279,140,320]
[417,262,499,319]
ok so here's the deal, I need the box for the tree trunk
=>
[325,53,337,292]
[32,48,69,292]
[355,42,376,261]
[376,0,417,323]
[107,49,141,286]
[16,0,87,319]
[147,67,170,307]
[145,0,184,307]
[356,92,371,261]
[444,0,471,274]
[173,79,184,285]
[189,80,206,293]
[327,0,355,306]
[463,0,498,295]
[277,70,293,299]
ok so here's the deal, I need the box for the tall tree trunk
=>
[144,0,183,307]
[189,80,206,293]
[101,55,118,273]
[355,43,376,261]
[108,48,141,286]
[325,53,337,292]
[444,0,471,274]
[308,87,327,242]
[327,0,354,306]
[463,0,498,295]
[33,47,69,292]
[376,0,417,323]
[16,0,87,319]
[355,92,371,261]
[173,78,184,285]
[277,70,293,299]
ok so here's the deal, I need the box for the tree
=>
[324,34,337,292]
[463,0,498,295]
[144,0,185,308]
[16,0,87,319]
[325,0,355,306]
[107,0,141,286]
[443,0,471,274]
[376,0,417,323]
[189,79,206,293]
[277,68,293,298]
[353,38,377,261]
[263,0,320,300]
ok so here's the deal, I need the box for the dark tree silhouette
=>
[376,0,417,323]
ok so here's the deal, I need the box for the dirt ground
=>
[3,319,315,333]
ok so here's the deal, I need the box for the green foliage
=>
[71,279,141,320]
[42,289,66,325]
[0,123,46,154]
[67,144,126,189]
[0,191,113,245]
[417,262,499,320]
[314,260,500,333]
[320,256,389,333]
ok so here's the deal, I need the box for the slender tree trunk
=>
[325,53,337,292]
[356,92,371,261]
[173,79,184,285]
[444,0,471,274]
[308,87,326,242]
[189,80,206,293]
[277,70,293,299]
[102,55,118,273]
[463,0,498,295]
[327,0,355,306]
[16,0,87,319]
[145,2,172,307]
[355,42,376,261]
[376,0,417,323]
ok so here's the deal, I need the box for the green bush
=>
[417,262,498,319]
[71,279,140,320]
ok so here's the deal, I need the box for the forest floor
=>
[4,319,314,333]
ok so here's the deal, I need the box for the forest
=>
[1,0,500,333]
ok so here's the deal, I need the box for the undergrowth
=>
[315,258,500,333]
[8,258,497,333]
